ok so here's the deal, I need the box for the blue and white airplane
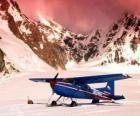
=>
[29,73,131,107]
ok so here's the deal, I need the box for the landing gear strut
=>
[50,96,62,106]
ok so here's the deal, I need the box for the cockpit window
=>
[63,78,92,92]
[81,84,92,92]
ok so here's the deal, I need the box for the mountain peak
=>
[0,0,10,11]
[9,0,21,12]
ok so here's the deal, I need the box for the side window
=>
[81,85,92,92]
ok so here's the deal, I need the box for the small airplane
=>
[29,73,131,107]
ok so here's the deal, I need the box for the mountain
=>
[0,0,56,76]
[0,0,101,73]
[100,13,140,66]
[0,48,19,77]
[0,0,140,77]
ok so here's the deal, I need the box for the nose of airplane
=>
[50,80,57,87]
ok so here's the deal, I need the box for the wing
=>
[29,73,130,84]
[29,78,63,83]
[68,74,131,84]
[29,73,61,83]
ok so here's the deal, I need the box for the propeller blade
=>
[54,73,59,80]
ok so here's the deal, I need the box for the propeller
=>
[53,73,59,81]
[50,73,59,87]
[47,73,59,105]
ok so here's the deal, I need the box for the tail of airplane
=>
[106,81,115,95]
[98,81,125,100]
[97,81,115,95]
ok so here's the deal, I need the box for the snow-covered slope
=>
[0,0,55,76]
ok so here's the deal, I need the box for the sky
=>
[16,0,140,34]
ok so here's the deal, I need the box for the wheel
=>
[51,101,57,106]
[92,99,99,104]
[70,101,78,107]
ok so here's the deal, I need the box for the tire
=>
[51,101,57,106]
[92,99,99,104]
[27,100,34,104]
[70,101,77,107]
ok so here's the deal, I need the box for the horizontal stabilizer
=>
[111,95,125,100]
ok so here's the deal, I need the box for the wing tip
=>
[29,78,39,82]
[126,75,132,79]
[123,74,132,79]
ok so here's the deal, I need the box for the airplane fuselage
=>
[52,82,110,100]
[29,73,130,106]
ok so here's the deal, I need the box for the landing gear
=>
[51,101,57,106]
[49,96,62,106]
[27,99,34,104]
[92,99,99,104]
[70,101,78,107]
[27,96,34,104]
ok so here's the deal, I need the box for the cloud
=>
[16,0,140,34]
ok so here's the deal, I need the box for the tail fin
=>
[97,81,115,95]
[97,81,125,100]
[106,81,125,100]
[106,81,115,95]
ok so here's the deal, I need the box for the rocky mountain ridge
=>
[0,0,102,70]
[101,13,140,66]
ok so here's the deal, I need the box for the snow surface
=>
[66,57,140,74]
[19,24,32,34]
[8,4,23,22]
[37,12,63,42]
[37,12,52,28]
[0,71,140,116]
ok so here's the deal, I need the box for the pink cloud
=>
[16,0,140,34]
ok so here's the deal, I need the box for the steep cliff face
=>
[0,48,19,76]
[0,48,5,72]
[101,13,140,66]
[63,30,102,62]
